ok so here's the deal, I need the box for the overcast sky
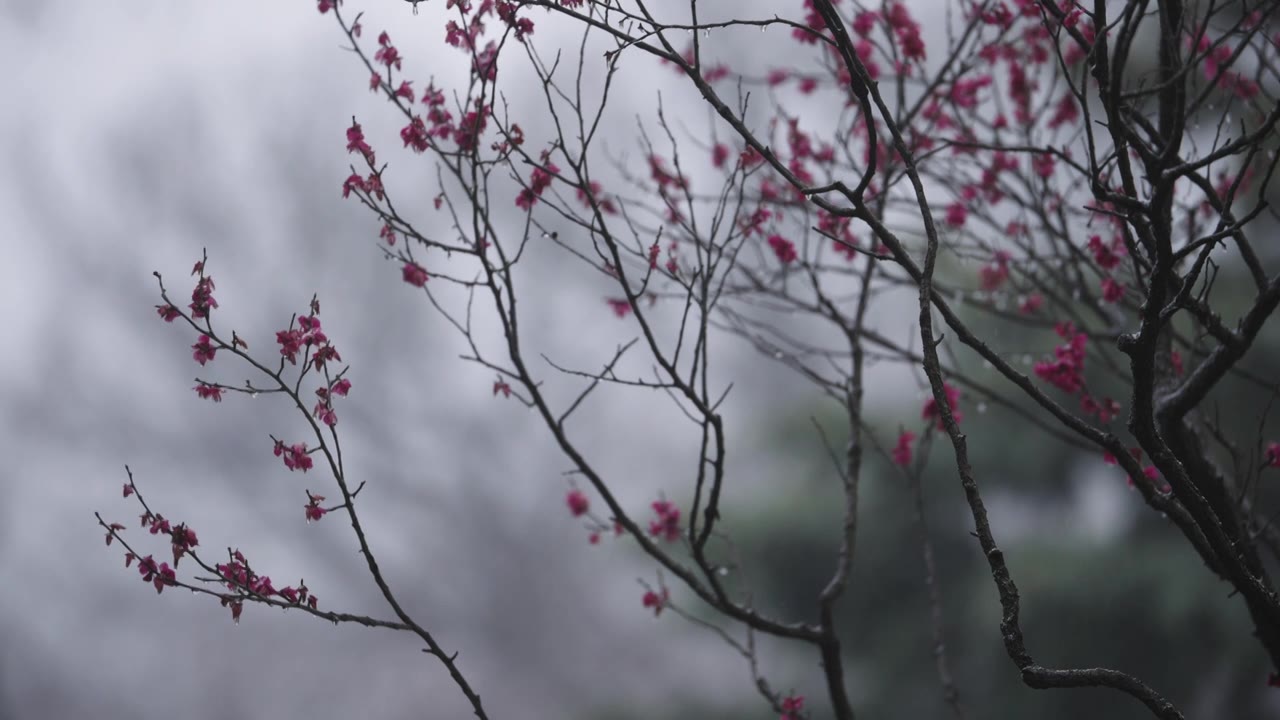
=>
[2,1,1180,717]
[0,3,852,718]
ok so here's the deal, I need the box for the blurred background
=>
[1,1,1278,719]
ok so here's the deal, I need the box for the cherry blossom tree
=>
[100,1,1280,718]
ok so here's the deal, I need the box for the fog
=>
[0,3,842,718]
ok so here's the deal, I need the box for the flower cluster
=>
[1032,323,1122,423]
[131,554,177,594]
[274,440,314,473]
[217,549,319,623]
[892,431,916,467]
[768,234,798,265]
[374,31,401,71]
[566,489,590,517]
[313,377,352,428]
[979,251,1011,291]
[402,262,430,287]
[346,119,375,164]
[110,506,199,594]
[276,314,341,368]
[648,500,681,542]
[641,586,669,617]
[516,154,559,210]
[193,382,223,402]
[304,491,329,522]
[606,298,632,318]
[342,170,385,200]
[1192,33,1260,99]
[921,383,963,429]
[167,522,199,567]
[189,262,218,319]
[780,694,805,720]
[1034,323,1088,395]
[574,180,617,215]
[191,334,217,366]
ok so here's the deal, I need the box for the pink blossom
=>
[1081,395,1121,423]
[886,3,925,60]
[189,276,218,319]
[273,440,314,473]
[312,344,341,371]
[892,431,915,467]
[472,42,500,81]
[148,515,171,535]
[922,383,963,428]
[191,335,217,366]
[853,11,878,36]
[641,588,669,616]
[1100,277,1124,303]
[949,75,992,109]
[402,262,430,287]
[566,490,589,517]
[170,524,199,567]
[712,143,730,168]
[768,234,798,264]
[648,155,688,193]
[194,383,223,402]
[156,304,181,322]
[1034,323,1088,395]
[453,105,489,150]
[277,328,304,364]
[781,694,805,720]
[305,493,328,522]
[699,63,729,83]
[298,314,322,337]
[1047,93,1080,128]
[104,522,126,546]
[393,80,415,103]
[606,298,632,318]
[979,251,1010,291]
[374,32,402,70]
[648,500,681,542]
[516,160,559,209]
[342,173,367,199]
[313,401,338,427]
[400,117,430,153]
[138,555,177,594]
[582,181,617,214]
[740,208,773,237]
[1032,153,1055,178]
[1265,443,1280,469]
[1088,235,1125,269]
[345,120,374,163]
